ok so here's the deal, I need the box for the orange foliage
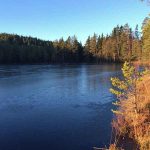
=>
[112,74,150,150]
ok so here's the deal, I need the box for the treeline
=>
[106,17,150,150]
[0,24,142,64]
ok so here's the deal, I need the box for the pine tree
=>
[110,62,150,150]
[84,36,92,62]
[142,17,150,61]
[97,35,103,62]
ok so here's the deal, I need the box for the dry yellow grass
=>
[133,60,150,68]
[98,63,150,150]
[110,63,150,150]
[136,74,150,150]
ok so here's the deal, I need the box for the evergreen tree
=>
[0,23,143,64]
[142,17,150,61]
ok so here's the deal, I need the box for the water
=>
[0,64,121,150]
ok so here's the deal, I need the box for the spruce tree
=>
[142,17,150,61]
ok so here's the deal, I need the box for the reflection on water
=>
[0,64,121,150]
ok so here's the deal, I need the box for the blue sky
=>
[0,0,149,43]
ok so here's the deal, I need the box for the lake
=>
[0,64,121,150]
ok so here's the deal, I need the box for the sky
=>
[0,0,150,43]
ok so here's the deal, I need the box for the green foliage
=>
[110,62,141,99]
[110,61,145,118]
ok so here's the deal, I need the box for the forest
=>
[0,0,150,149]
[0,23,146,64]
[104,15,150,150]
